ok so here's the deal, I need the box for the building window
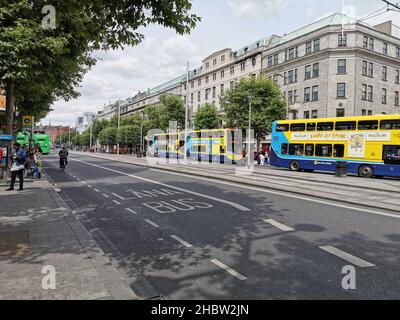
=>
[191,81,194,88]
[304,111,310,119]
[396,70,400,84]
[338,59,346,74]
[306,41,312,54]
[313,39,320,52]
[221,84,225,94]
[230,81,234,89]
[198,78,201,86]
[240,61,246,71]
[213,73,217,81]
[205,88,210,100]
[362,61,368,76]
[304,87,311,102]
[395,91,399,106]
[213,58,217,65]
[383,42,388,55]
[313,63,319,78]
[368,85,373,102]
[369,38,374,51]
[312,86,319,101]
[382,88,387,104]
[288,91,293,105]
[273,74,279,84]
[268,56,273,67]
[190,93,194,103]
[205,75,209,84]
[311,110,318,118]
[221,55,225,62]
[337,83,346,98]
[382,66,387,81]
[338,33,347,47]
[363,36,368,48]
[336,108,345,117]
[212,87,216,99]
[252,57,257,67]
[362,109,367,116]
[305,65,311,80]
[362,84,367,101]
[368,110,373,115]
[230,66,235,75]
[397,47,400,59]
[274,54,279,65]
[288,69,297,84]
[198,91,201,102]
[206,62,209,69]
[283,72,287,85]
[368,62,374,77]
[221,69,225,78]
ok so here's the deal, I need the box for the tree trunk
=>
[256,133,261,153]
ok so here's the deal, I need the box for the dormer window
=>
[244,47,248,54]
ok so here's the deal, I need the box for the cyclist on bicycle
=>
[58,146,69,171]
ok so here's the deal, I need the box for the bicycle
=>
[59,158,67,172]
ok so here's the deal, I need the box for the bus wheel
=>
[289,160,300,171]
[358,165,374,178]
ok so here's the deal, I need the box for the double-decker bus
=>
[16,131,51,155]
[34,133,51,155]
[152,129,243,163]
[270,115,400,178]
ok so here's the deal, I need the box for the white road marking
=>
[264,219,295,232]
[211,259,247,280]
[125,208,138,215]
[87,185,93,188]
[102,194,110,198]
[319,245,375,268]
[170,235,193,248]
[81,181,86,184]
[94,189,100,193]
[145,219,159,228]
[149,169,400,220]
[112,200,121,205]
[71,159,250,212]
[112,193,126,200]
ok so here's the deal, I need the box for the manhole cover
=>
[0,230,30,256]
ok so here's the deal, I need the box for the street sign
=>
[0,134,13,141]
[22,116,32,130]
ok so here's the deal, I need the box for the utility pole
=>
[89,124,93,150]
[68,124,71,146]
[140,111,144,156]
[248,97,252,167]
[117,101,121,155]
[184,61,189,161]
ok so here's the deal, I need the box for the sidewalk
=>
[0,176,137,300]
[71,151,400,214]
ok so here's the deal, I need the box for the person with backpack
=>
[58,146,69,171]
[7,143,28,191]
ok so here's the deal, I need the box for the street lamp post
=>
[247,97,252,167]
[117,101,121,155]
[140,111,144,156]
[184,61,189,161]
[274,73,290,120]
[89,124,93,150]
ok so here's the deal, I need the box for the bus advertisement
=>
[270,115,400,178]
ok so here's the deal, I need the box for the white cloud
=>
[228,0,289,19]
[43,35,206,126]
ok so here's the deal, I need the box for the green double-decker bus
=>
[16,132,51,155]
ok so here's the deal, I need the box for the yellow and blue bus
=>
[153,129,243,163]
[270,115,400,178]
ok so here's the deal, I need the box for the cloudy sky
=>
[43,0,400,127]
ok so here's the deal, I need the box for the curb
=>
[70,152,400,216]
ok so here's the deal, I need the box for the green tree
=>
[0,1,200,135]
[221,76,286,151]
[80,131,90,146]
[117,125,141,147]
[159,95,185,129]
[194,103,220,129]
[99,127,117,146]
[143,104,168,133]
[92,119,109,141]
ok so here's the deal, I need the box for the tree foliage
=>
[221,76,286,149]
[194,103,220,130]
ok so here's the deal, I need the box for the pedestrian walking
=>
[7,143,28,191]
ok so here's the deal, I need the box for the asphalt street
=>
[43,153,400,299]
